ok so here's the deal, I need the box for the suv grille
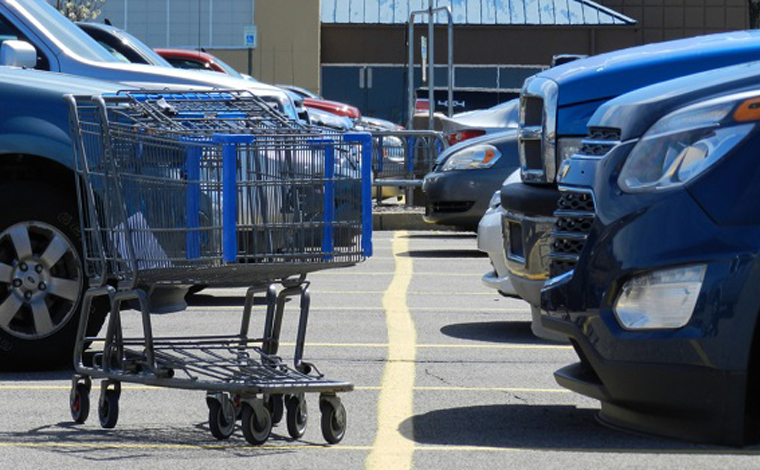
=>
[578,127,621,158]
[549,190,596,277]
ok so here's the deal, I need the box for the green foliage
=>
[54,0,104,21]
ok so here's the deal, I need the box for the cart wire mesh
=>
[69,90,373,289]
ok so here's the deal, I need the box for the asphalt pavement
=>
[1,231,759,469]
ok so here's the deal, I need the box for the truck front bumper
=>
[499,181,560,306]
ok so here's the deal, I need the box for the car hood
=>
[440,99,519,134]
[0,66,125,95]
[537,30,760,107]
[590,61,760,140]
[89,61,282,92]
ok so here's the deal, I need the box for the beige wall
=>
[209,1,321,94]
[599,0,748,44]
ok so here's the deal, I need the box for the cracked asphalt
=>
[1,231,760,469]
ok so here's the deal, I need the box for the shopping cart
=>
[66,90,373,445]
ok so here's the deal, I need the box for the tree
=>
[54,0,104,21]
[751,0,760,28]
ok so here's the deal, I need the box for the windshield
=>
[211,56,243,79]
[17,0,118,62]
[114,29,173,67]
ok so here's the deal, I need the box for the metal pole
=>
[427,0,435,130]
[446,7,453,117]
[407,17,416,129]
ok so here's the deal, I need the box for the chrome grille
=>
[549,190,596,278]
[578,127,621,158]
[519,95,544,172]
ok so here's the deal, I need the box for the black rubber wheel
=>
[0,182,108,370]
[98,389,119,429]
[241,403,272,446]
[286,394,308,439]
[208,397,236,440]
[320,399,346,444]
[69,383,90,424]
[266,394,284,425]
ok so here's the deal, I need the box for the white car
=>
[476,172,519,297]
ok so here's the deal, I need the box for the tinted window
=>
[166,57,213,71]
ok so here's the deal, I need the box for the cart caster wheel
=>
[98,390,119,429]
[70,383,90,424]
[286,394,308,439]
[320,398,346,444]
[265,394,284,425]
[241,402,272,446]
[208,395,236,440]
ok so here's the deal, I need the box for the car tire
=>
[0,181,108,370]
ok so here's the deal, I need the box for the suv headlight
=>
[441,144,501,171]
[614,265,706,330]
[557,137,583,163]
[618,93,760,192]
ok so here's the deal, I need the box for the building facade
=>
[90,0,750,123]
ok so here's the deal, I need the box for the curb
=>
[372,212,461,231]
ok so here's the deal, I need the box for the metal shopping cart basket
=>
[66,90,373,445]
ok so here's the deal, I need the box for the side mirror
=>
[0,40,36,68]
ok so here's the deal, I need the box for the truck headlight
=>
[441,144,501,171]
[618,93,760,192]
[614,265,706,330]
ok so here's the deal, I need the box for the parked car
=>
[0,65,132,368]
[76,22,174,68]
[477,176,518,298]
[541,60,760,446]
[422,130,519,230]
[0,0,313,367]
[439,98,518,146]
[279,84,362,120]
[14,5,295,115]
[154,48,249,79]
[503,30,760,339]
[476,171,566,342]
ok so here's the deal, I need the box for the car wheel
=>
[0,182,107,369]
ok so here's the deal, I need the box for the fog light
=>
[614,265,706,330]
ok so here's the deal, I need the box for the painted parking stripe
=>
[366,231,416,470]
[0,442,755,455]
[0,385,569,393]
[187,306,532,313]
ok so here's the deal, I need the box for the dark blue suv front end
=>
[540,64,760,446]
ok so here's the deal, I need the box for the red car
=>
[155,49,361,119]
[154,48,244,77]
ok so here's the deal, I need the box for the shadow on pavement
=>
[399,250,487,259]
[440,321,553,345]
[0,421,311,459]
[402,404,756,453]
[0,369,72,379]
[185,294,270,308]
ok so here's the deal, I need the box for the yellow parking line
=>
[309,272,484,276]
[309,291,495,296]
[0,385,568,394]
[366,231,416,470]
[188,306,531,313]
[0,441,755,455]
